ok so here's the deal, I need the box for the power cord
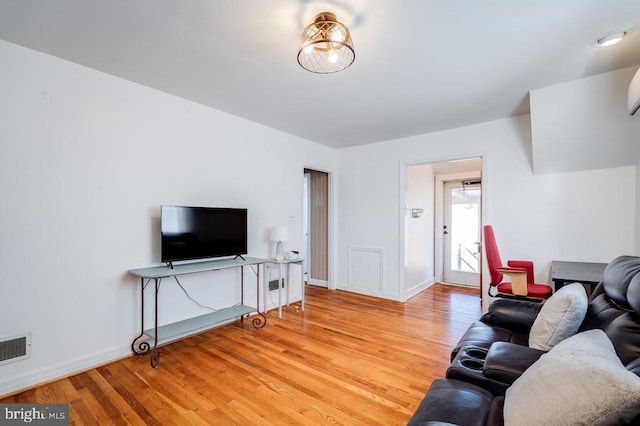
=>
[173,275,241,311]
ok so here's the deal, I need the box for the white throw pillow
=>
[504,329,640,426]
[529,282,587,351]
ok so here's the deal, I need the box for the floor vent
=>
[0,333,32,366]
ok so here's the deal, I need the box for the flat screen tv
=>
[161,205,247,264]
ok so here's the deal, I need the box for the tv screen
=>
[161,206,248,263]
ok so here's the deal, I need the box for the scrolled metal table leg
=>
[150,348,161,368]
[132,337,150,356]
[252,263,266,329]
[131,277,150,356]
[251,313,267,329]
[150,278,161,366]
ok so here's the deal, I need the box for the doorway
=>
[442,179,481,287]
[402,157,483,300]
[303,168,330,288]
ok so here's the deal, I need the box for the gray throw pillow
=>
[529,282,587,351]
[505,329,640,425]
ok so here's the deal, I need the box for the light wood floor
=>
[2,284,481,425]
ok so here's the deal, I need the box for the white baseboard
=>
[335,284,403,301]
[307,279,328,287]
[405,277,436,301]
[0,313,264,398]
[0,345,131,398]
[264,292,302,311]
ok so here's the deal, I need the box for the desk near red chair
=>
[551,260,607,298]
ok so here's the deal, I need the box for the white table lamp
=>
[270,225,289,261]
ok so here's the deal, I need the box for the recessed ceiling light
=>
[593,30,628,47]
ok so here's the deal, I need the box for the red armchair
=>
[483,225,552,301]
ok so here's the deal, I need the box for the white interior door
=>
[443,180,481,286]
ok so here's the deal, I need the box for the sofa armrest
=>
[483,342,546,385]
[407,379,495,426]
[480,298,543,333]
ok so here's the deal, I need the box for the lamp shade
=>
[297,12,355,74]
[270,225,289,242]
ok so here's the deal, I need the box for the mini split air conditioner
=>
[629,67,640,116]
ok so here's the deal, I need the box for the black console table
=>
[551,260,607,298]
[128,256,267,367]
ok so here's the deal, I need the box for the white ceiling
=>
[1,0,639,149]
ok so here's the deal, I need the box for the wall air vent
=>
[0,333,32,366]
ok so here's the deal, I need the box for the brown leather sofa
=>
[407,255,640,425]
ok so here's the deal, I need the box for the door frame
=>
[302,165,336,290]
[438,174,482,286]
[399,153,487,302]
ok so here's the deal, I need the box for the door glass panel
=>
[449,187,480,273]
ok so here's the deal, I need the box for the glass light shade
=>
[297,12,355,74]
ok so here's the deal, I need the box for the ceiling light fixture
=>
[594,30,628,47]
[297,12,355,74]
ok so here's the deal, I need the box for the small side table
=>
[264,258,305,319]
[551,260,607,298]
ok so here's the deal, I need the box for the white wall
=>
[404,164,435,296]
[337,115,636,304]
[0,40,336,395]
[530,66,640,174]
[2,36,639,396]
